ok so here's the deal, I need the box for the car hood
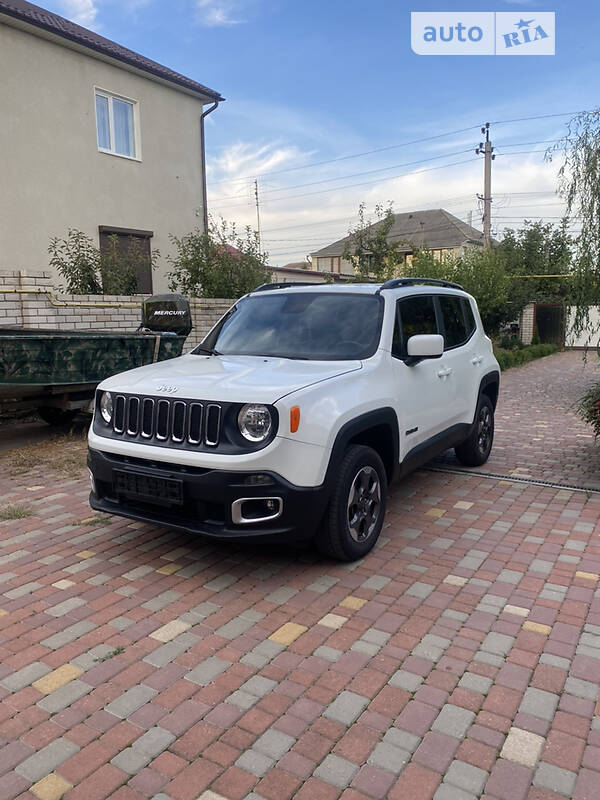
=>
[98,352,362,404]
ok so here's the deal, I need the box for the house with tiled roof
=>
[310,208,487,276]
[0,0,223,292]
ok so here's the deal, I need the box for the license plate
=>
[113,469,183,505]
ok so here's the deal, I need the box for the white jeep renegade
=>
[88,279,500,561]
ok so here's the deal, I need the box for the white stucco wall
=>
[0,20,211,293]
[566,306,600,348]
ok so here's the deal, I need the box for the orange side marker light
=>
[290,406,300,433]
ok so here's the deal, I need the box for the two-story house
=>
[0,0,223,292]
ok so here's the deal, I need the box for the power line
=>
[491,110,586,125]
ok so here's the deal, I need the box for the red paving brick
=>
[1,351,600,799]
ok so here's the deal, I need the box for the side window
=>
[396,295,438,358]
[462,298,477,336]
[439,295,469,349]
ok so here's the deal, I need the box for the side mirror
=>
[405,334,444,366]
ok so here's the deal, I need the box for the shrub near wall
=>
[494,343,558,371]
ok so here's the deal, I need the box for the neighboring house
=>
[270,262,353,284]
[0,0,223,293]
[311,208,487,276]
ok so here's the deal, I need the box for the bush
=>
[578,382,600,437]
[494,343,558,370]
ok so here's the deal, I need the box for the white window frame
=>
[94,87,142,161]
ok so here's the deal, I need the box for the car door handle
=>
[437,367,452,378]
[471,356,483,365]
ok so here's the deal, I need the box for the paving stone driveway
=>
[0,351,599,800]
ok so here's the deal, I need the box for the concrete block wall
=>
[0,270,233,349]
[520,303,535,345]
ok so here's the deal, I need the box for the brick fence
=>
[0,270,234,349]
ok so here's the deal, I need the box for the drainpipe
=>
[200,100,220,234]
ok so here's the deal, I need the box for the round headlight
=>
[100,391,113,424]
[238,404,272,443]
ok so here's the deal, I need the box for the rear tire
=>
[315,444,387,561]
[37,407,78,427]
[454,394,494,466]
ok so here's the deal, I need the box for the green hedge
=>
[494,343,559,370]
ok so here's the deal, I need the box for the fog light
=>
[231,497,283,524]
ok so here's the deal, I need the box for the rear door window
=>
[395,295,438,358]
[439,295,469,349]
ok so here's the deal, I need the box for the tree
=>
[500,220,573,312]
[546,110,600,340]
[404,247,512,334]
[342,203,404,282]
[49,229,102,294]
[48,229,158,295]
[167,218,272,298]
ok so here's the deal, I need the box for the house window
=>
[95,89,139,159]
[99,227,153,293]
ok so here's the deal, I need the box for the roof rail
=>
[252,282,324,292]
[377,277,464,292]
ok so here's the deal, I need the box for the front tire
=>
[315,444,387,561]
[454,394,494,466]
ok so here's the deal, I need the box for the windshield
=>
[194,292,384,360]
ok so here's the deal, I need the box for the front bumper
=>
[88,448,329,542]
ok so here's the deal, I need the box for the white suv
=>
[88,279,500,561]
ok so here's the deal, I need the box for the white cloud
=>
[58,0,99,27]
[195,0,241,27]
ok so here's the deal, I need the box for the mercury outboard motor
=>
[141,294,192,337]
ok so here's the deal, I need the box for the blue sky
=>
[47,0,600,264]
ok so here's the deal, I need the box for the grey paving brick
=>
[306,576,339,593]
[540,653,571,670]
[41,621,96,650]
[474,651,505,668]
[497,570,524,585]
[442,610,469,622]
[253,640,285,658]
[1,662,51,692]
[432,705,475,739]
[37,680,92,713]
[45,597,86,617]
[445,760,488,794]
[3,581,43,599]
[72,645,115,670]
[204,573,238,592]
[351,640,380,656]
[383,727,421,753]
[240,676,277,698]
[0,549,29,566]
[235,750,274,777]
[324,690,369,726]
[215,617,256,639]
[104,685,158,719]
[314,645,343,662]
[226,689,258,710]
[65,557,101,574]
[361,575,391,591]
[434,786,475,800]
[253,729,295,760]
[405,581,434,599]
[111,748,151,775]
[529,559,553,575]
[367,742,411,774]
[240,652,270,670]
[519,688,559,720]
[361,628,391,646]
[15,737,79,781]
[534,762,577,796]
[389,670,424,692]
[108,616,135,630]
[141,591,182,612]
[565,676,598,701]
[458,673,493,694]
[185,657,231,686]
[144,633,198,668]
[186,601,220,620]
[132,727,176,758]
[314,754,359,788]
[481,632,515,657]
[264,586,298,605]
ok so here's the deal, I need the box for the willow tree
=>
[546,110,600,343]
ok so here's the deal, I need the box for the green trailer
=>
[0,295,191,425]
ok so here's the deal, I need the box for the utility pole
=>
[476,123,495,248]
[254,179,262,250]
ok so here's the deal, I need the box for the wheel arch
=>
[325,408,399,486]
[479,370,500,410]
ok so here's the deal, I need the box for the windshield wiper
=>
[194,345,220,356]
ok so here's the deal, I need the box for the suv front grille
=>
[111,395,222,447]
